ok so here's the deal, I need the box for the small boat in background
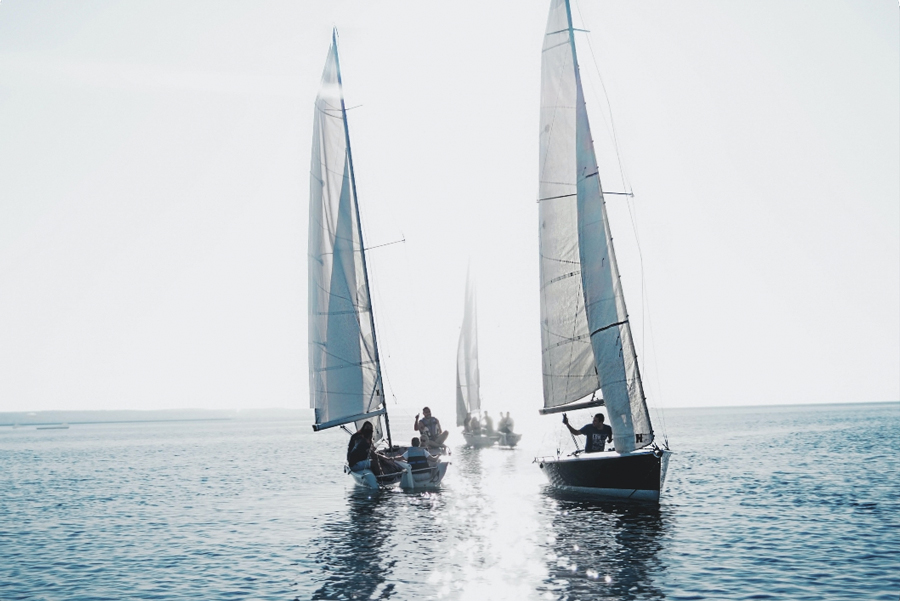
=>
[456,270,521,448]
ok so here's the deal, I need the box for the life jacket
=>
[420,416,440,440]
[405,447,431,472]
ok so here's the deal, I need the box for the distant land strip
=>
[0,408,309,428]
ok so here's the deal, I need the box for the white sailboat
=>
[456,270,521,448]
[533,0,670,502]
[308,31,448,490]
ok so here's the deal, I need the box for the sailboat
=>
[308,31,448,490]
[533,0,671,502]
[456,271,521,448]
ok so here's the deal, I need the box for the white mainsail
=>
[456,270,481,427]
[309,33,385,441]
[538,0,652,452]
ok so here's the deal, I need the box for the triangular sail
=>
[538,0,652,452]
[309,33,385,441]
[456,269,481,427]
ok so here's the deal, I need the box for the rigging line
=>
[622,191,671,441]
[365,237,406,251]
[572,1,666,440]
[573,0,633,195]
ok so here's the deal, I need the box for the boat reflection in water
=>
[537,493,669,600]
[308,487,454,600]
[308,490,395,600]
[305,440,667,600]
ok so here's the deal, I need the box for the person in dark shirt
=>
[562,412,613,453]
[347,421,383,475]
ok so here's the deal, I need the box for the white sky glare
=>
[0,1,897,417]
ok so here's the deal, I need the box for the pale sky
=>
[0,1,897,418]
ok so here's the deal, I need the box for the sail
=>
[538,0,653,452]
[456,269,480,427]
[309,33,385,440]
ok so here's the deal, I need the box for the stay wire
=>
[573,0,672,442]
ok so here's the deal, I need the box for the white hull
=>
[463,432,499,448]
[498,432,521,447]
[345,459,449,490]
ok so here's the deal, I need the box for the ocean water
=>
[1,403,898,600]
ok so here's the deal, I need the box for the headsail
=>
[309,32,385,441]
[456,269,481,427]
[538,0,652,452]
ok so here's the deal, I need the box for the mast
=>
[332,31,392,450]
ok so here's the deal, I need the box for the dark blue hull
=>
[536,448,670,502]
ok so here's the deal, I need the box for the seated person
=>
[347,421,382,474]
[414,406,449,449]
[401,437,433,473]
[468,414,482,435]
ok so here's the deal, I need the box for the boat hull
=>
[399,460,449,490]
[345,465,404,489]
[498,432,521,447]
[536,448,670,502]
[462,432,499,448]
[345,457,450,490]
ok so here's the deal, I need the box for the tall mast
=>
[332,30,392,449]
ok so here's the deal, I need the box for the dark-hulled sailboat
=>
[533,0,670,502]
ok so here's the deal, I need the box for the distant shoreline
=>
[2,418,236,427]
[0,408,310,428]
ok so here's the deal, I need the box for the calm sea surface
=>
[1,403,898,600]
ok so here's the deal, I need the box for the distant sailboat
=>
[308,31,448,490]
[533,0,670,501]
[456,270,521,448]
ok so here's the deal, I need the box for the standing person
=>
[347,421,382,475]
[414,407,449,449]
[483,411,494,435]
[498,412,510,434]
[562,413,613,453]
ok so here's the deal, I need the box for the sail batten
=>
[538,0,653,452]
[309,34,385,442]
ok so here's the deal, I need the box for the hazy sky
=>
[1,1,897,419]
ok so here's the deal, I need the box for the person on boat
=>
[483,411,494,435]
[471,415,482,435]
[562,413,612,453]
[401,437,433,473]
[414,407,449,449]
[347,421,382,475]
[498,412,514,435]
